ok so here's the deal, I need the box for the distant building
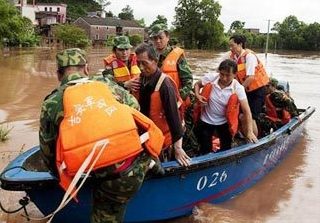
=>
[74,17,144,45]
[14,0,67,26]
[245,28,260,34]
[36,3,67,26]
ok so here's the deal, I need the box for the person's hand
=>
[246,132,258,143]
[174,147,191,167]
[124,77,141,92]
[195,94,208,105]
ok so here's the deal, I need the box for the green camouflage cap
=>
[269,77,279,87]
[113,36,132,49]
[56,48,87,68]
[149,23,168,38]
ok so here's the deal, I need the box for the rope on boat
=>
[0,166,31,219]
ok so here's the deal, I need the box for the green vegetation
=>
[53,24,91,48]
[174,0,225,49]
[272,16,320,51]
[118,5,134,20]
[129,35,143,47]
[0,0,38,47]
[225,16,320,51]
[0,124,13,142]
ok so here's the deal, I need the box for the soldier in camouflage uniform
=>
[256,78,299,137]
[149,23,198,154]
[149,23,193,101]
[102,36,141,93]
[39,48,157,223]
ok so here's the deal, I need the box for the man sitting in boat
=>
[135,43,191,167]
[194,59,258,155]
[39,48,164,223]
[256,77,299,137]
[102,35,141,93]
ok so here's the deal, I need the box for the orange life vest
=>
[149,73,184,149]
[230,49,269,92]
[103,53,141,83]
[265,94,291,124]
[161,47,184,89]
[193,83,212,123]
[161,47,191,108]
[56,80,164,194]
[193,81,240,137]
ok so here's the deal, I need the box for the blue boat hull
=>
[0,107,315,223]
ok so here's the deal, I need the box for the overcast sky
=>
[106,0,320,33]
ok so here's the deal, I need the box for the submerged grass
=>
[0,124,13,142]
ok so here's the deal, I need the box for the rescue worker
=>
[194,59,257,154]
[135,43,191,167]
[257,77,299,137]
[39,48,163,223]
[149,23,196,154]
[222,34,269,136]
[102,35,141,93]
[149,23,193,103]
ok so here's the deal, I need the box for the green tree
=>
[135,18,146,27]
[229,20,245,33]
[53,24,90,48]
[274,15,307,50]
[150,15,168,28]
[94,0,110,11]
[0,0,38,47]
[174,0,224,49]
[118,5,134,20]
[129,34,143,46]
[302,22,320,50]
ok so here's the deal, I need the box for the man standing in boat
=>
[149,23,198,153]
[39,48,164,223]
[135,43,191,166]
[102,35,141,93]
[149,23,193,105]
[222,34,269,137]
[194,59,257,154]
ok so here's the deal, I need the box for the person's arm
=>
[177,56,193,100]
[242,53,258,89]
[160,78,191,166]
[39,98,62,175]
[123,76,141,92]
[239,98,258,143]
[102,77,140,110]
[194,80,207,104]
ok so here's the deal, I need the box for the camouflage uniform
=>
[149,23,193,100]
[39,48,152,223]
[257,89,299,137]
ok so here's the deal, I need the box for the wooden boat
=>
[0,106,315,223]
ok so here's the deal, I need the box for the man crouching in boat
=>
[194,59,258,155]
[135,43,191,167]
[39,48,164,223]
[256,77,299,137]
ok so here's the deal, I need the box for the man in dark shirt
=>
[135,43,191,167]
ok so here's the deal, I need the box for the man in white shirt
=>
[194,59,257,154]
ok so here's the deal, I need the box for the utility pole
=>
[265,19,271,66]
